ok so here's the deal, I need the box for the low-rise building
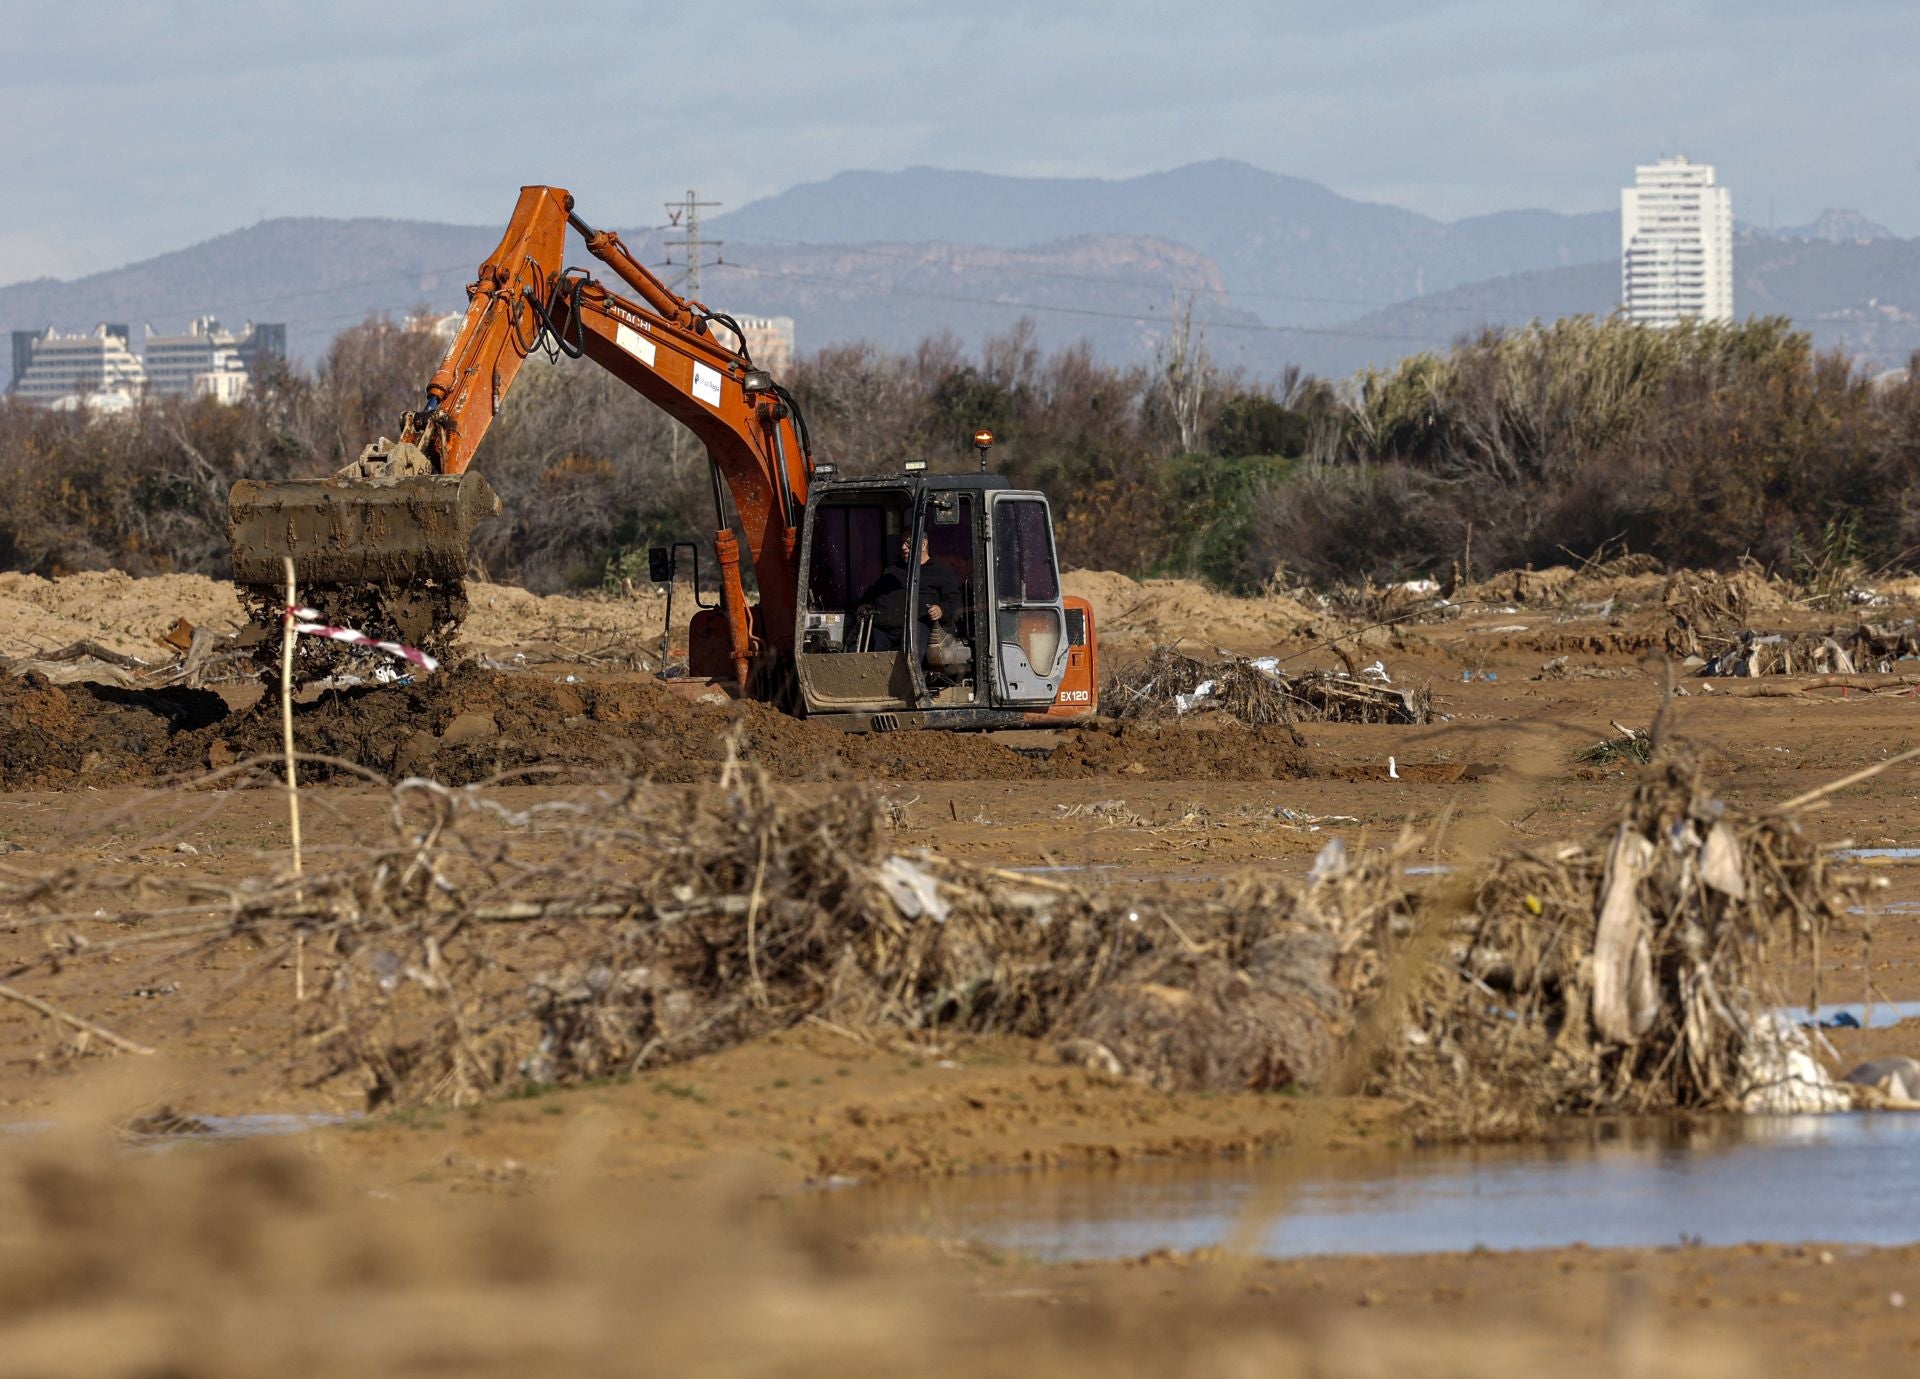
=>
[8,316,289,406]
[235,321,288,380]
[143,317,252,399]
[10,324,146,405]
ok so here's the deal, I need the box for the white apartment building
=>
[12,325,146,405]
[143,316,252,400]
[707,314,796,374]
[1621,156,1733,327]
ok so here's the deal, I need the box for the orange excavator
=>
[228,185,1097,730]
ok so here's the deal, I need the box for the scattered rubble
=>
[1105,645,1431,727]
[1689,623,1920,677]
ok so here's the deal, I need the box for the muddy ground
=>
[7,564,1920,1373]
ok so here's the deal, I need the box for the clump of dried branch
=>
[1660,565,1920,676]
[1663,565,1787,661]
[1664,559,1920,675]
[1373,748,1872,1138]
[0,742,1871,1139]
[0,753,1399,1106]
[1105,645,1430,726]
[1690,623,1920,677]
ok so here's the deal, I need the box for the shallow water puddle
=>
[818,1115,1920,1258]
[152,1112,351,1140]
[1785,999,1920,1029]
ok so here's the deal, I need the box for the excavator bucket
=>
[227,472,501,656]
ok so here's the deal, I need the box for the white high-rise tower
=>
[1621,156,1733,327]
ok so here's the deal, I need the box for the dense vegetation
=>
[1,311,1915,594]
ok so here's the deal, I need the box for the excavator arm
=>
[230,185,813,687]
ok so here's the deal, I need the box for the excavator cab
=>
[790,471,1097,730]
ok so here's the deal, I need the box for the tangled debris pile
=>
[0,758,1383,1105]
[1688,622,1920,678]
[1376,749,1872,1137]
[0,749,1868,1131]
[1663,566,1795,662]
[1574,721,1652,767]
[1659,566,1920,676]
[1105,645,1431,727]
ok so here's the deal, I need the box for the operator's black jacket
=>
[860,557,966,638]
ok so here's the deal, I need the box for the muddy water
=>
[821,1114,1920,1258]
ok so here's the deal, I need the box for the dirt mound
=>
[1461,558,1668,610]
[1063,571,1319,649]
[1462,566,1579,605]
[0,571,246,661]
[1,665,1312,789]
[461,582,681,659]
[1044,719,1309,780]
[0,569,1333,670]
[0,571,689,669]
[0,672,227,788]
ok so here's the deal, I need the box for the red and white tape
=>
[285,606,439,673]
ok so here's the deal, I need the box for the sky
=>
[2,0,1915,283]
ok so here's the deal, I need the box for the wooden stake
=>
[745,833,769,1010]
[281,557,305,1001]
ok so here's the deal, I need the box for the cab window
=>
[992,498,1058,603]
[808,500,906,615]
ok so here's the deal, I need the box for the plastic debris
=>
[1307,837,1347,883]
[1172,678,1217,714]
[877,854,950,923]
[1740,1014,1851,1113]
[1844,1056,1920,1105]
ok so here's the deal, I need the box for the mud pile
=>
[461,581,679,659]
[0,673,227,788]
[1,665,1310,789]
[1062,571,1320,649]
[0,570,683,665]
[0,569,1326,666]
[1459,555,1668,610]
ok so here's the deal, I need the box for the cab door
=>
[986,491,1069,706]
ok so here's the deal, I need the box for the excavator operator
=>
[859,533,964,659]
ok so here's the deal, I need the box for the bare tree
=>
[1156,295,1216,455]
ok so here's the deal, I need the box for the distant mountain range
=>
[2,162,1915,388]
[0,217,502,375]
[1761,208,1897,244]
[713,160,1617,329]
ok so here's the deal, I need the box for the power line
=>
[660,190,724,295]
